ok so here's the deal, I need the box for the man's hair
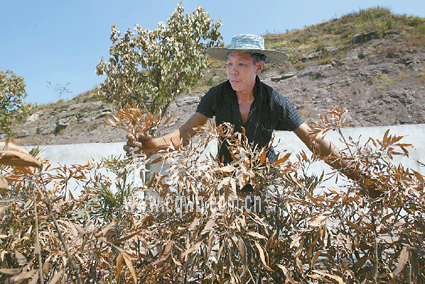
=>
[251,53,266,63]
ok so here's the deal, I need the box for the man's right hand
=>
[124,133,158,157]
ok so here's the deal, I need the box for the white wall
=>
[29,124,425,194]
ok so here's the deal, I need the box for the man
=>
[124,34,359,186]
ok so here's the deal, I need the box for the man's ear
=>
[256,61,265,74]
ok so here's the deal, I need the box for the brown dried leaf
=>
[413,170,424,184]
[309,215,327,227]
[311,269,344,284]
[273,152,292,165]
[9,270,37,282]
[276,264,295,283]
[189,218,199,231]
[15,250,26,266]
[237,238,247,276]
[116,253,124,281]
[0,268,20,275]
[219,165,235,173]
[49,270,63,284]
[153,241,174,265]
[346,220,362,232]
[353,255,368,271]
[247,231,267,240]
[0,142,29,153]
[122,251,138,284]
[254,242,274,272]
[150,155,165,164]
[259,151,267,164]
[113,230,141,244]
[182,241,202,258]
[42,260,50,276]
[0,150,41,168]
[68,221,79,237]
[394,246,409,275]
[202,218,215,235]
[95,221,116,237]
[310,250,321,269]
[0,174,8,190]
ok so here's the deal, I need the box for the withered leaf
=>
[311,269,344,284]
[311,251,320,268]
[309,215,327,227]
[96,221,116,237]
[0,268,20,275]
[394,246,409,275]
[218,165,235,173]
[9,270,37,282]
[254,242,274,272]
[15,250,27,266]
[201,218,215,235]
[346,220,362,232]
[113,230,141,244]
[0,150,41,168]
[0,205,8,216]
[0,142,29,153]
[49,270,63,284]
[116,253,124,281]
[273,152,291,165]
[153,241,174,265]
[247,231,267,240]
[237,238,247,276]
[189,218,199,231]
[0,174,9,190]
[182,241,202,258]
[122,251,138,284]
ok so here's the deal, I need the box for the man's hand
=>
[124,133,158,157]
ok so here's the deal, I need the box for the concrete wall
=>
[29,124,425,194]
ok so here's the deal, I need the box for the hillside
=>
[6,7,425,146]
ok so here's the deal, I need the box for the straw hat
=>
[207,34,289,63]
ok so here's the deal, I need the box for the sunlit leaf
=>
[0,174,8,190]
[394,246,409,275]
[0,150,41,168]
[49,270,63,284]
[254,242,274,272]
[311,270,344,284]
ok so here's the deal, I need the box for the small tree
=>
[0,70,32,144]
[96,2,222,115]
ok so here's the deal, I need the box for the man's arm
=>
[293,122,356,176]
[293,122,383,197]
[124,112,209,156]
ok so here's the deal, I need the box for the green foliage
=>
[0,70,32,138]
[376,73,393,90]
[96,3,222,115]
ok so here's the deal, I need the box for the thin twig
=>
[32,180,44,284]
[37,177,83,284]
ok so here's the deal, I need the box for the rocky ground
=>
[6,32,425,147]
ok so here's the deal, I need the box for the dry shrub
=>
[0,105,424,283]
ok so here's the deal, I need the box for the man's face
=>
[226,52,263,94]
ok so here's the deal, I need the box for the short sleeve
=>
[196,91,215,118]
[196,83,225,118]
[273,90,304,131]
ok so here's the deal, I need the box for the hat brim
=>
[207,47,289,63]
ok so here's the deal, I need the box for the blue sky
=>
[1,0,424,105]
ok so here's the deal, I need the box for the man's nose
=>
[228,66,238,75]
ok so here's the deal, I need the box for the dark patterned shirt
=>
[196,76,304,164]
